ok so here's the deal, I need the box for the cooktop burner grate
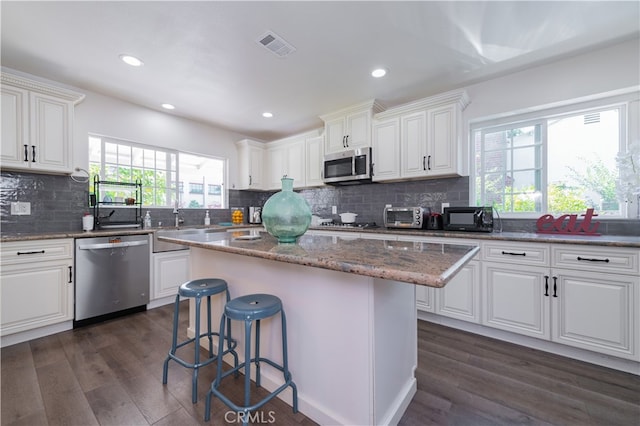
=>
[319,221,378,229]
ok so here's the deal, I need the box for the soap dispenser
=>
[144,211,152,228]
[204,210,210,226]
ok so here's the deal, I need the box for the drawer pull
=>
[553,276,558,298]
[68,266,73,283]
[544,275,549,297]
[17,250,45,255]
[501,251,526,256]
[577,256,609,263]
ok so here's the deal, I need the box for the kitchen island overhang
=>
[158,231,478,425]
[158,230,480,288]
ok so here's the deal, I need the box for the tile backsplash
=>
[1,171,638,236]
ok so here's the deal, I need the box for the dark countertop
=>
[1,224,638,247]
[0,224,259,242]
[159,230,479,288]
[309,226,640,248]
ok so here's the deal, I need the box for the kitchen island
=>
[158,230,478,425]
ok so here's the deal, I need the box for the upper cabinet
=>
[235,139,265,190]
[304,135,324,188]
[1,71,85,174]
[320,100,384,154]
[372,90,469,182]
[265,129,323,190]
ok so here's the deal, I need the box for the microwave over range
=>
[323,147,372,185]
[443,206,494,232]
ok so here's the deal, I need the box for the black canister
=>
[426,213,443,230]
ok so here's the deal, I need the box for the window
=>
[472,98,633,218]
[89,135,226,209]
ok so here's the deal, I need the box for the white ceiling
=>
[2,1,639,142]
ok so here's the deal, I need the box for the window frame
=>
[89,134,227,209]
[470,92,637,219]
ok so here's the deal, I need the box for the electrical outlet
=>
[332,206,337,214]
[10,201,31,215]
[441,202,449,213]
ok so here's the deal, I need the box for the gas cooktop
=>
[319,221,379,229]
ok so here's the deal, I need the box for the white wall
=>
[463,37,640,124]
[72,89,249,187]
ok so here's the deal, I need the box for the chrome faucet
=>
[173,206,183,227]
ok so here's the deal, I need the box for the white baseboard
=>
[418,311,640,376]
[0,321,73,348]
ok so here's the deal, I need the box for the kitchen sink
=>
[153,227,226,252]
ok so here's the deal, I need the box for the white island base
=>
[188,247,417,425]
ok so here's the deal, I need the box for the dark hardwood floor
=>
[2,302,638,425]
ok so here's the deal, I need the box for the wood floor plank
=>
[120,371,184,424]
[0,365,45,426]
[2,302,638,425]
[85,382,149,425]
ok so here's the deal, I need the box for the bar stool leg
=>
[207,295,214,357]
[191,296,202,403]
[243,319,253,409]
[162,294,180,385]
[281,310,298,413]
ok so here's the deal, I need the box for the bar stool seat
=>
[204,293,298,423]
[162,278,238,403]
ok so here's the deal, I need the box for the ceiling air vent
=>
[257,31,296,58]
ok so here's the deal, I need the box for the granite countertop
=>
[309,226,640,248]
[0,224,259,243]
[1,224,637,247]
[158,230,480,288]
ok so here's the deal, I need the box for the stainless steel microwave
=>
[323,147,372,185]
[384,206,427,229]
[443,206,494,232]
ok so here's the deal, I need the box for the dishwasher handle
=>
[77,240,148,250]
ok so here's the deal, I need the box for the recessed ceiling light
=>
[161,103,175,110]
[371,68,387,78]
[119,54,144,67]
[262,112,273,118]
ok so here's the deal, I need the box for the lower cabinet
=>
[152,250,190,300]
[435,260,480,323]
[0,239,74,336]
[403,236,481,323]
[552,268,638,360]
[481,242,639,361]
[482,262,550,339]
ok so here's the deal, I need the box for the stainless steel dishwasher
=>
[75,234,150,325]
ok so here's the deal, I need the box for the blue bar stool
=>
[162,278,238,403]
[204,293,298,423]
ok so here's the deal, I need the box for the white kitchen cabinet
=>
[370,89,469,181]
[0,71,84,174]
[550,245,639,360]
[551,269,638,360]
[320,100,383,154]
[305,135,325,187]
[371,117,401,181]
[481,241,640,361]
[266,135,306,189]
[152,250,191,300]
[401,99,467,178]
[399,235,481,324]
[235,139,265,190]
[0,239,74,336]
[482,262,550,339]
[436,259,480,323]
[416,285,435,313]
